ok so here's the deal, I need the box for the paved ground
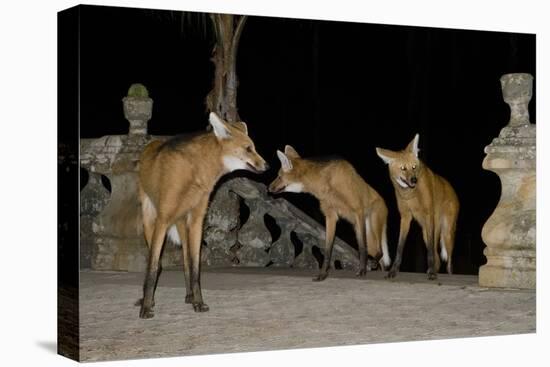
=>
[79,268,536,362]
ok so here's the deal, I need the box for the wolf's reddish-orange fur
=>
[269,145,390,281]
[376,134,459,280]
[137,113,268,318]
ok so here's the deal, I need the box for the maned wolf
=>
[376,134,459,280]
[268,145,391,281]
[137,112,269,318]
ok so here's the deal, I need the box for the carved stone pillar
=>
[479,73,536,289]
[236,199,272,266]
[81,84,182,272]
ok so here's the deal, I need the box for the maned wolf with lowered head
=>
[376,134,459,280]
[137,112,269,318]
[268,145,391,281]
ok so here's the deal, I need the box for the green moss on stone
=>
[127,83,149,98]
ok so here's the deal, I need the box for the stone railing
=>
[479,73,536,289]
[80,84,360,272]
[204,177,359,270]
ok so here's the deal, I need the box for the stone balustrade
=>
[207,177,360,270]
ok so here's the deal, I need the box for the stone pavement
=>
[79,268,535,362]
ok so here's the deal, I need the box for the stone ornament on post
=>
[123,83,153,137]
[479,73,535,289]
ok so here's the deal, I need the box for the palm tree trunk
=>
[206,14,247,123]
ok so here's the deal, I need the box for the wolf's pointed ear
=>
[376,147,398,165]
[209,112,231,140]
[284,145,300,158]
[277,150,293,172]
[232,121,248,135]
[406,134,420,157]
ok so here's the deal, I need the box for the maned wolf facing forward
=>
[376,134,459,280]
[268,145,391,281]
[137,112,268,318]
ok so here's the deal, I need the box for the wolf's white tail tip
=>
[440,241,448,262]
[167,225,181,244]
[381,225,390,267]
[382,252,391,267]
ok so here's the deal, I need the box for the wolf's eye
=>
[245,145,252,153]
[400,165,406,171]
[412,164,417,170]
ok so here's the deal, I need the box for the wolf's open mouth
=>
[246,162,262,173]
[398,176,416,189]
[268,185,284,194]
[273,186,284,194]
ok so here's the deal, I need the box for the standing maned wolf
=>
[376,134,459,280]
[268,145,391,280]
[137,112,268,318]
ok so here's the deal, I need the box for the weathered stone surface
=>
[236,200,272,266]
[202,182,239,266]
[122,92,152,136]
[80,173,110,268]
[500,73,533,127]
[479,73,536,289]
[269,227,295,267]
[293,232,322,269]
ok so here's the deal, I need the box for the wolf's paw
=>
[185,294,193,304]
[355,269,367,277]
[134,298,155,308]
[427,272,437,280]
[385,268,398,279]
[312,273,329,282]
[367,258,379,271]
[139,307,155,319]
[192,302,210,312]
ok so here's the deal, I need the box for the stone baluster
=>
[479,73,536,289]
[293,232,323,269]
[236,199,272,266]
[203,183,240,266]
[269,226,296,267]
[79,172,110,268]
